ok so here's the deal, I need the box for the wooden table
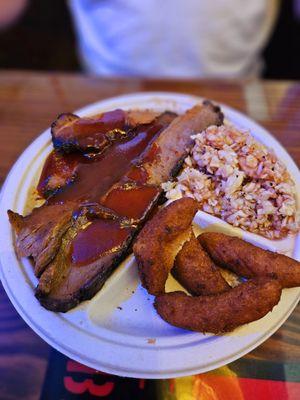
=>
[0,71,299,399]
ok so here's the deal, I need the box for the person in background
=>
[68,0,279,78]
[0,0,279,79]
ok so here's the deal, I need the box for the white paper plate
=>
[0,92,299,379]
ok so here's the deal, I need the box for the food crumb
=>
[134,308,137,311]
[147,338,156,344]
[117,306,123,310]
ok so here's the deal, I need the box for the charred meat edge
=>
[37,101,223,312]
[51,109,163,154]
[8,111,174,280]
[12,102,223,312]
[44,111,177,197]
[35,207,142,312]
[36,190,162,311]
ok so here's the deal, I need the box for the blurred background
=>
[0,0,299,79]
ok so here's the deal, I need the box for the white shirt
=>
[68,0,278,78]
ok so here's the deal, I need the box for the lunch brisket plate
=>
[8,102,223,312]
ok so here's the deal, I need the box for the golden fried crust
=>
[172,233,230,295]
[154,278,281,333]
[133,198,199,295]
[199,232,300,288]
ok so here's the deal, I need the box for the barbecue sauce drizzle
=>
[40,122,162,205]
[37,112,173,267]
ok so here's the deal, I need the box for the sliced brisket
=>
[51,109,162,154]
[35,102,223,312]
[8,203,76,277]
[9,103,223,312]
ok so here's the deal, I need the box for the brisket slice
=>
[36,207,142,312]
[142,100,223,184]
[9,111,175,280]
[41,111,176,201]
[8,203,76,277]
[51,110,123,153]
[36,101,223,312]
[37,151,81,198]
[51,109,161,154]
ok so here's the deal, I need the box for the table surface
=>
[0,70,299,399]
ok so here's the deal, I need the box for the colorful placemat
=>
[40,349,300,399]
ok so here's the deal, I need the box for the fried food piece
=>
[154,277,281,333]
[172,233,230,295]
[133,198,199,295]
[199,232,300,288]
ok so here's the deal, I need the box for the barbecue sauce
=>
[73,109,126,137]
[101,184,161,221]
[125,165,149,184]
[52,109,126,152]
[37,111,176,269]
[71,219,133,266]
[40,122,165,205]
[123,143,160,184]
[37,151,83,197]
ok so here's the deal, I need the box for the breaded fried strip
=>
[133,198,199,295]
[172,233,230,295]
[154,278,281,333]
[143,101,223,184]
[199,232,300,288]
